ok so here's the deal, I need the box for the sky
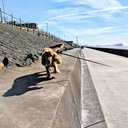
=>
[1,0,128,46]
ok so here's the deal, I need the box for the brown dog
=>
[41,43,64,79]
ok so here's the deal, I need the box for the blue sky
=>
[1,0,128,45]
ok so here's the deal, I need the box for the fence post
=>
[42,31,44,37]
[0,8,3,23]
[48,33,50,39]
[27,22,29,31]
[11,14,13,26]
[37,28,40,36]
[5,16,8,23]
[42,32,44,38]
[19,18,22,29]
[33,28,35,34]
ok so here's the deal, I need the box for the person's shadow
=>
[3,72,49,97]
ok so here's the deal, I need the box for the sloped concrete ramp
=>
[0,49,81,128]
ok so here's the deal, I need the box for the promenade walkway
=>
[82,48,128,128]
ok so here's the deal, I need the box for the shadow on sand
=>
[3,72,51,97]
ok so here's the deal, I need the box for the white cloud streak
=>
[59,26,118,36]
[47,0,128,25]
[48,0,128,45]
[74,0,122,9]
[53,24,128,39]
[52,0,123,9]
[49,0,128,21]
[48,6,128,21]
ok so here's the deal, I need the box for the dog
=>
[49,43,64,53]
[41,43,64,79]
[0,57,9,71]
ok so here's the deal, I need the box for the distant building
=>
[64,41,80,48]
[114,43,123,46]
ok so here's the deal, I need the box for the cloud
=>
[57,25,128,37]
[47,6,128,22]
[47,0,128,24]
[47,0,128,45]
[52,0,123,9]
[49,0,127,18]
[60,26,118,36]
[60,25,128,45]
[52,0,69,2]
[84,32,128,45]
[48,0,128,24]
[74,0,122,9]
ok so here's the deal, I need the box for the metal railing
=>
[0,8,64,43]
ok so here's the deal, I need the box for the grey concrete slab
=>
[0,49,81,128]
[83,48,128,128]
[81,51,107,128]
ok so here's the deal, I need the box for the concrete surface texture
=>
[83,48,128,128]
[0,49,81,128]
[81,51,107,128]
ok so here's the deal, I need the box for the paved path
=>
[83,48,128,128]
[0,49,81,128]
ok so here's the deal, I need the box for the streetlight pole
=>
[76,36,78,44]
[1,0,5,22]
[64,34,66,41]
[59,30,60,38]
[46,22,48,32]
